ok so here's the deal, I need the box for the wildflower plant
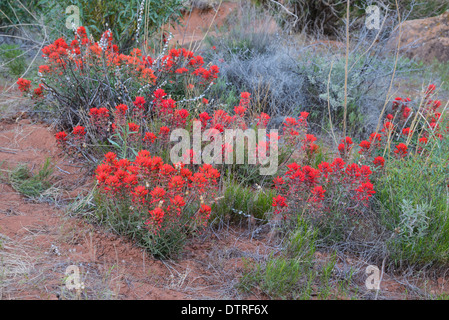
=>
[272,158,376,222]
[268,84,449,242]
[94,150,220,258]
[17,26,219,157]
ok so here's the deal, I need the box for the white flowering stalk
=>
[135,0,146,44]
[99,29,112,51]
[151,32,173,67]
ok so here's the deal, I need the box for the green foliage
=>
[0,0,40,26]
[207,77,240,112]
[212,182,276,223]
[0,44,26,77]
[435,293,449,300]
[402,0,449,19]
[425,58,449,92]
[375,149,449,266]
[1,0,184,51]
[239,218,344,299]
[93,189,188,259]
[300,51,412,136]
[66,0,182,50]
[106,124,139,160]
[8,158,54,198]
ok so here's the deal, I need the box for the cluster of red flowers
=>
[357,132,386,167]
[273,157,376,219]
[391,97,412,122]
[95,150,220,234]
[55,125,86,149]
[281,112,309,147]
[303,134,319,159]
[377,84,446,158]
[272,84,449,222]
[233,92,250,130]
[16,78,30,92]
[338,136,353,159]
[89,107,110,136]
[18,26,220,117]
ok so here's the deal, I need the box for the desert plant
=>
[93,150,220,258]
[206,2,417,136]
[211,181,276,223]
[375,150,449,267]
[0,0,40,27]
[239,218,345,299]
[17,27,220,161]
[0,44,27,77]
[1,0,184,51]
[8,157,54,199]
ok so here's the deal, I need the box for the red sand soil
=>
[166,2,279,47]
[168,2,239,46]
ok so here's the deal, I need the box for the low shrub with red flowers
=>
[17,26,220,143]
[272,157,376,222]
[269,84,449,238]
[94,150,220,258]
[37,24,449,264]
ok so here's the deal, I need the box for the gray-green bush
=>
[206,2,417,136]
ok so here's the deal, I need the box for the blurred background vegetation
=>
[0,0,184,52]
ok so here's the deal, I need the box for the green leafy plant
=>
[239,218,342,299]
[212,182,276,223]
[376,152,449,266]
[1,0,184,51]
[8,158,54,199]
[0,44,27,78]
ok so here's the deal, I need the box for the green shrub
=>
[0,0,40,27]
[8,158,54,199]
[93,190,188,259]
[1,0,184,52]
[238,218,343,299]
[212,182,276,223]
[376,150,449,266]
[0,44,26,77]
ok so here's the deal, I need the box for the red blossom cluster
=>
[17,26,220,122]
[281,112,309,147]
[338,136,353,159]
[89,107,110,136]
[274,84,449,223]
[95,150,220,234]
[55,125,87,150]
[16,78,31,92]
[380,84,446,158]
[273,157,376,219]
